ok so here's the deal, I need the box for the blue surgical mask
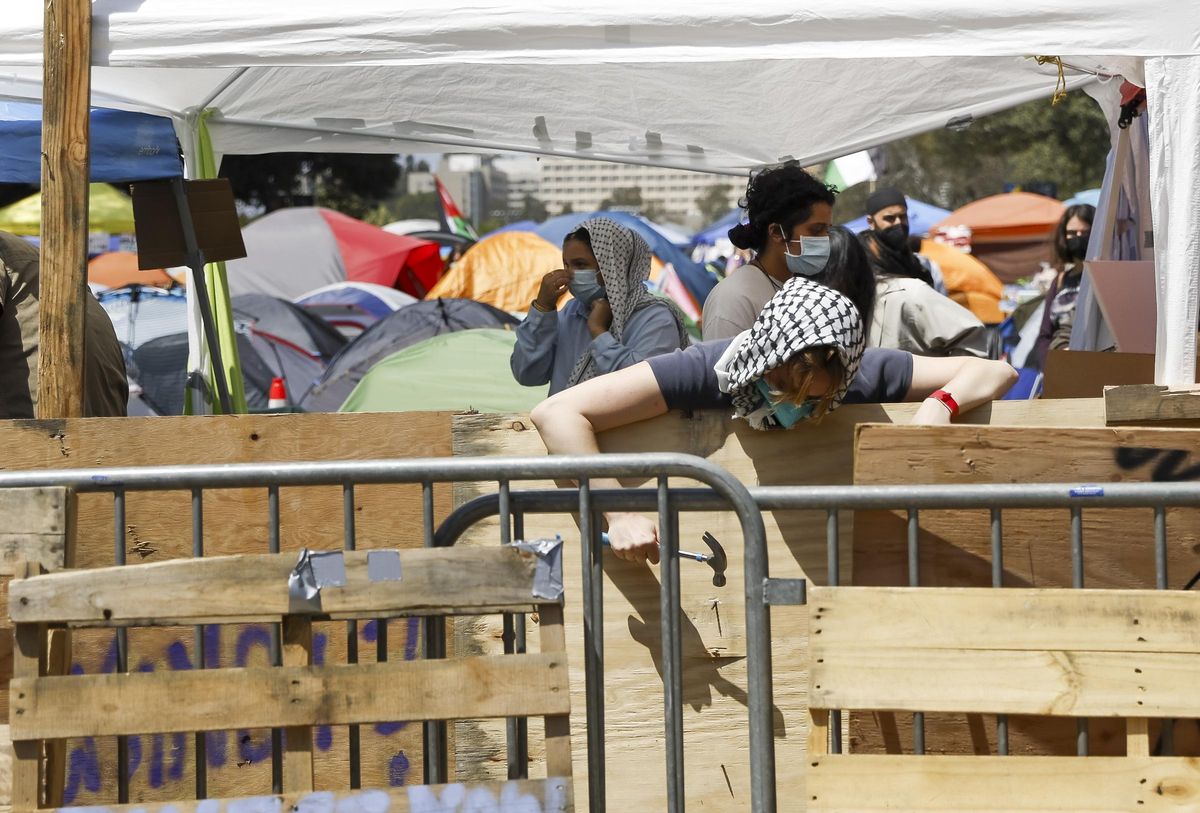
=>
[781,235,831,277]
[754,378,817,428]
[569,269,606,306]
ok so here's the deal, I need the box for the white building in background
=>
[537,158,742,229]
[491,156,541,214]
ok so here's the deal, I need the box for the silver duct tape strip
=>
[367,549,402,582]
[512,536,565,601]
[288,549,348,614]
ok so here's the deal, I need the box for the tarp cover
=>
[0,183,137,236]
[0,101,181,183]
[339,329,547,414]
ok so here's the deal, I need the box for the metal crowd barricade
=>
[0,454,765,813]
[436,480,1200,813]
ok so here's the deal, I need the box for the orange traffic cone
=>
[267,377,288,409]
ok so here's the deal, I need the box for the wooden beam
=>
[37,0,92,418]
[0,489,74,573]
[37,779,574,813]
[11,653,569,740]
[1105,384,1200,426]
[9,547,553,626]
[807,586,1200,653]
[808,754,1200,811]
[537,603,573,779]
[281,616,314,794]
[811,647,1200,718]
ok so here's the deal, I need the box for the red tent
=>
[225,207,444,300]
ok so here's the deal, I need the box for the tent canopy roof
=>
[3,3,1191,172]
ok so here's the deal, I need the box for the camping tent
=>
[917,239,1004,323]
[300,297,519,412]
[0,183,138,237]
[98,286,188,349]
[88,252,174,290]
[340,329,547,413]
[841,199,953,238]
[0,5,1197,381]
[933,192,1066,283]
[294,281,417,337]
[225,207,444,300]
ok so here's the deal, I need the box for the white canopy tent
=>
[2,1,1197,382]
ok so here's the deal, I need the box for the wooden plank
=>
[40,779,573,813]
[451,403,1103,809]
[12,653,569,741]
[1106,384,1200,426]
[808,709,829,758]
[0,413,454,805]
[10,547,552,626]
[537,604,572,779]
[1128,718,1150,757]
[41,629,70,808]
[811,647,1200,717]
[0,724,14,813]
[808,586,1200,653]
[0,489,73,573]
[11,613,42,811]
[281,616,314,794]
[37,0,92,418]
[808,754,1200,811]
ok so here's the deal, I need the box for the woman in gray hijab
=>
[510,217,690,395]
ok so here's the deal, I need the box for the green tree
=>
[696,183,734,224]
[220,153,401,217]
[388,192,440,221]
[599,187,643,210]
[831,92,1111,222]
[520,193,549,221]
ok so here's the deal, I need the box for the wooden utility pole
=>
[37,0,92,418]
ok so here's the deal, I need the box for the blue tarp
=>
[0,101,182,184]
[501,211,716,302]
[840,198,952,237]
[691,208,742,247]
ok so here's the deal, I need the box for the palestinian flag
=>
[823,150,877,192]
[435,175,479,240]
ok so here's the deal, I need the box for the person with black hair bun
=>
[1030,203,1096,370]
[702,164,875,339]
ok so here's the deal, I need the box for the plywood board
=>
[851,423,1200,758]
[808,754,1200,811]
[1106,384,1200,426]
[449,400,1105,810]
[0,413,453,805]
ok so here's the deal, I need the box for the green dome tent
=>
[339,329,547,413]
[0,183,136,236]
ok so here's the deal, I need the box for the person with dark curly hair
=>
[1030,203,1095,370]
[700,164,874,339]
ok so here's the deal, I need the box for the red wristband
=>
[928,389,959,417]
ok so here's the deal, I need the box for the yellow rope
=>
[1029,55,1068,105]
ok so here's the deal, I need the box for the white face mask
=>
[779,231,832,277]
[568,268,606,305]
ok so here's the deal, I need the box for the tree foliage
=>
[220,153,401,219]
[696,184,734,224]
[831,92,1112,222]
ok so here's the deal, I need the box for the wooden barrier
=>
[10,548,573,812]
[806,586,1200,811]
[852,423,1200,758]
[0,414,453,805]
[450,399,1106,809]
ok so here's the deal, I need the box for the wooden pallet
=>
[8,546,573,812]
[805,586,1200,811]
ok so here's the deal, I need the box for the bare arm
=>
[905,355,1018,424]
[530,362,670,563]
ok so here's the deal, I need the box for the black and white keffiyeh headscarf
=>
[566,217,690,387]
[715,276,865,429]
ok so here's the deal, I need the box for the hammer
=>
[601,531,729,587]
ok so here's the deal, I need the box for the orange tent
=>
[428,230,663,312]
[919,239,1004,323]
[88,251,174,289]
[932,192,1065,241]
[932,193,1065,283]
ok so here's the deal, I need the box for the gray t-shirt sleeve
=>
[646,339,735,411]
[844,348,913,404]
